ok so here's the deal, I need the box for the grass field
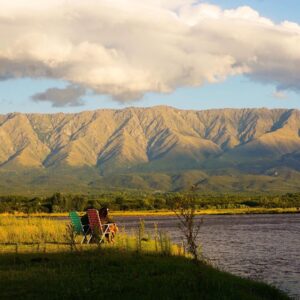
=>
[0,216,291,299]
[1,207,299,218]
[112,207,300,216]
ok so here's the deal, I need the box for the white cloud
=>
[273,90,288,100]
[0,0,300,104]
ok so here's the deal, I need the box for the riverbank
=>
[1,207,299,217]
[0,248,290,300]
[0,215,293,299]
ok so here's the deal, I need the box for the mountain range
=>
[1,106,300,194]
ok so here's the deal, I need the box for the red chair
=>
[87,209,115,244]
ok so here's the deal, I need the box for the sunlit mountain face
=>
[1,106,300,193]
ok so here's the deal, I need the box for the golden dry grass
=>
[0,216,67,244]
[1,207,298,218]
[113,207,299,216]
[0,216,183,256]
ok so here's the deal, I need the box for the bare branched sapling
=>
[173,193,202,260]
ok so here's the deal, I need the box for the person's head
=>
[99,206,109,218]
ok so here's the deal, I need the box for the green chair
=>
[69,211,90,244]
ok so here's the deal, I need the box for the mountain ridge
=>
[1,106,300,193]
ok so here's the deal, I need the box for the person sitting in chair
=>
[80,206,118,242]
[80,210,90,234]
[99,207,118,242]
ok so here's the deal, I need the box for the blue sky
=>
[211,0,300,23]
[0,0,299,114]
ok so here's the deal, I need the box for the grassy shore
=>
[0,249,290,300]
[0,216,291,299]
[1,207,298,218]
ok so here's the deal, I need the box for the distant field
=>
[112,207,300,216]
[1,207,299,218]
[2,168,300,195]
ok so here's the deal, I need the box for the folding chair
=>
[69,211,90,244]
[87,209,115,244]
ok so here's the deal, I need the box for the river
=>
[113,213,300,298]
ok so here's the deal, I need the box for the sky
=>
[0,0,300,114]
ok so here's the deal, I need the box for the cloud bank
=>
[1,0,300,105]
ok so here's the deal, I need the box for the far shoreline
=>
[1,207,299,218]
[113,207,300,217]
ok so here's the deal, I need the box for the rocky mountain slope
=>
[1,106,300,193]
